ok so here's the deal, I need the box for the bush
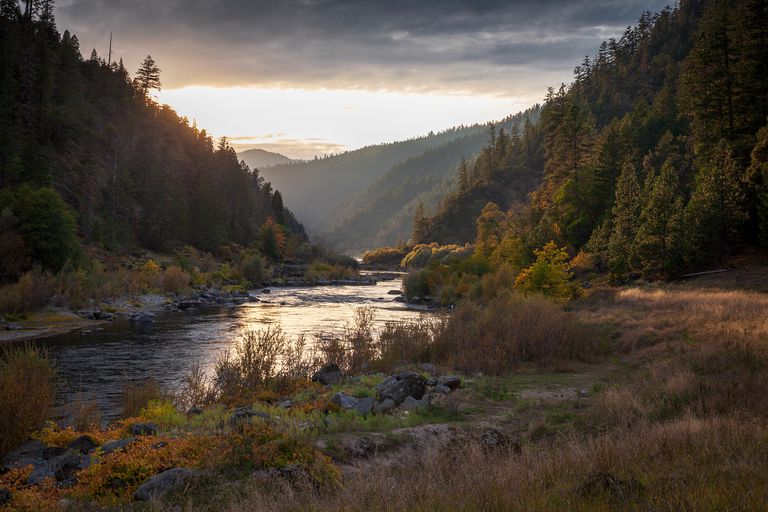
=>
[0,344,56,457]
[515,241,579,303]
[239,251,268,286]
[162,265,191,293]
[362,246,408,268]
[121,378,163,418]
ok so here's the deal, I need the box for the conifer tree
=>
[456,158,470,194]
[411,201,428,244]
[747,123,768,245]
[135,55,161,96]
[607,160,641,281]
[685,140,747,264]
[634,159,685,277]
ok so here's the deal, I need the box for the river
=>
[39,276,427,420]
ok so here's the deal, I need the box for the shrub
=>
[362,246,408,268]
[515,241,579,303]
[162,265,191,293]
[120,378,163,418]
[0,268,55,314]
[0,344,56,457]
[239,251,268,286]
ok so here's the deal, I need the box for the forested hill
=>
[417,0,768,279]
[239,148,293,169]
[259,123,503,235]
[0,3,304,277]
[323,108,539,253]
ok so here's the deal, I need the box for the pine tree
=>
[456,158,470,194]
[607,160,641,281]
[747,123,768,245]
[685,140,747,264]
[411,201,428,244]
[135,55,161,96]
[634,159,684,277]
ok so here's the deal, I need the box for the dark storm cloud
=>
[56,0,671,95]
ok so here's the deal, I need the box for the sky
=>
[57,0,670,159]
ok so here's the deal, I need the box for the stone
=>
[376,372,427,405]
[229,407,269,429]
[1,440,45,471]
[373,398,396,414]
[387,289,403,295]
[27,452,82,485]
[186,406,204,416]
[330,392,359,410]
[67,435,97,454]
[438,375,461,390]
[134,468,195,501]
[0,488,11,506]
[176,299,202,309]
[277,399,293,409]
[433,384,452,394]
[5,323,22,331]
[312,363,344,385]
[129,422,159,436]
[352,396,375,415]
[479,428,520,452]
[260,288,271,294]
[128,312,155,324]
[401,395,428,411]
[419,362,439,375]
[100,438,135,455]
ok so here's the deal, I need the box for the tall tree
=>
[135,55,161,96]
[747,123,768,245]
[607,160,641,281]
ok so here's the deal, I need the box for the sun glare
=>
[157,86,530,159]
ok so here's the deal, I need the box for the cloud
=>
[56,0,670,96]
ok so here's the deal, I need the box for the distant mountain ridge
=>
[238,148,293,169]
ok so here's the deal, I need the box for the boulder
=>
[186,407,204,416]
[419,362,439,375]
[176,299,202,310]
[438,375,461,390]
[134,468,195,501]
[373,398,396,414]
[433,384,452,394]
[0,487,11,506]
[101,438,135,455]
[377,372,427,404]
[312,363,343,385]
[387,289,403,295]
[27,452,82,486]
[229,407,269,429]
[128,312,155,324]
[401,395,428,411]
[352,396,375,415]
[277,399,293,409]
[330,392,359,410]
[479,428,520,452]
[1,440,45,471]
[129,422,159,436]
[67,435,97,454]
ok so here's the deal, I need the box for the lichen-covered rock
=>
[312,363,344,385]
[134,468,195,501]
[377,372,426,405]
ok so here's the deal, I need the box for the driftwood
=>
[671,268,733,280]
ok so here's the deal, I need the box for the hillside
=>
[324,108,540,253]
[260,124,498,235]
[417,0,768,279]
[238,148,293,169]
[0,7,304,279]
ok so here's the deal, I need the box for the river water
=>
[39,276,427,419]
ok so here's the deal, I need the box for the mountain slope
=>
[260,125,497,234]
[0,7,304,277]
[324,107,540,253]
[238,148,293,169]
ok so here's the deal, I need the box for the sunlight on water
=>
[42,278,427,418]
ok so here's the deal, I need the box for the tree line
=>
[415,0,768,281]
[0,1,305,281]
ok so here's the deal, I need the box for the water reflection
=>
[41,278,424,418]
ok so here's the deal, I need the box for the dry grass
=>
[165,416,768,512]
[120,378,163,419]
[0,344,56,457]
[66,393,102,431]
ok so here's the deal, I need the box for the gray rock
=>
[1,440,46,471]
[0,487,10,506]
[229,407,269,429]
[373,398,396,414]
[433,384,452,394]
[377,372,427,405]
[401,395,428,411]
[67,435,97,454]
[5,323,22,331]
[352,396,375,415]
[330,392,359,410]
[426,377,438,386]
[130,422,159,436]
[438,375,461,390]
[277,399,293,409]
[27,452,82,486]
[387,289,403,295]
[176,299,202,309]
[133,468,195,501]
[312,363,344,385]
[419,362,439,375]
[128,311,155,324]
[101,438,135,455]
